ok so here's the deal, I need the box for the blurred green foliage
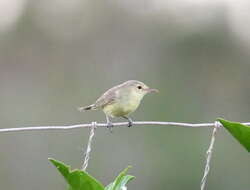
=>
[105,166,134,190]
[49,158,134,190]
[219,118,250,152]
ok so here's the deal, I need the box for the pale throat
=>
[122,89,144,106]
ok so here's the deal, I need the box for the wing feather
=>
[94,86,119,108]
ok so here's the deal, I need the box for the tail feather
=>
[78,104,95,112]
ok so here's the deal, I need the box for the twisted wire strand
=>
[0,121,215,133]
[200,121,221,190]
[81,122,96,171]
[0,121,249,133]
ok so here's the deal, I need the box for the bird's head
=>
[122,80,159,99]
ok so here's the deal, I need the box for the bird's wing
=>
[94,86,118,108]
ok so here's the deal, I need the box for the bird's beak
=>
[145,88,159,93]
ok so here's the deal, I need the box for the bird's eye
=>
[137,85,142,89]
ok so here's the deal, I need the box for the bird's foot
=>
[107,122,114,133]
[122,116,133,127]
[127,118,133,128]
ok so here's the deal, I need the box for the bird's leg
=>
[106,114,113,132]
[122,116,133,127]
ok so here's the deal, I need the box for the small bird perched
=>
[78,80,158,129]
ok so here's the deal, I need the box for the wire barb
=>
[81,122,96,171]
[200,121,221,190]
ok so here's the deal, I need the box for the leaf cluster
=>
[49,158,135,190]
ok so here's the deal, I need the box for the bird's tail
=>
[78,104,96,112]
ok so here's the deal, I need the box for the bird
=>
[78,80,158,129]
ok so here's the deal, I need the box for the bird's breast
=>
[103,97,141,117]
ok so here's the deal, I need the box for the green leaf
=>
[218,118,250,152]
[49,158,105,190]
[105,166,135,190]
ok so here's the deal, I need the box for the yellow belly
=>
[103,101,139,117]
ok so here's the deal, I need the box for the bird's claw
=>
[107,122,114,132]
[127,119,133,128]
[128,121,133,127]
[122,116,133,128]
